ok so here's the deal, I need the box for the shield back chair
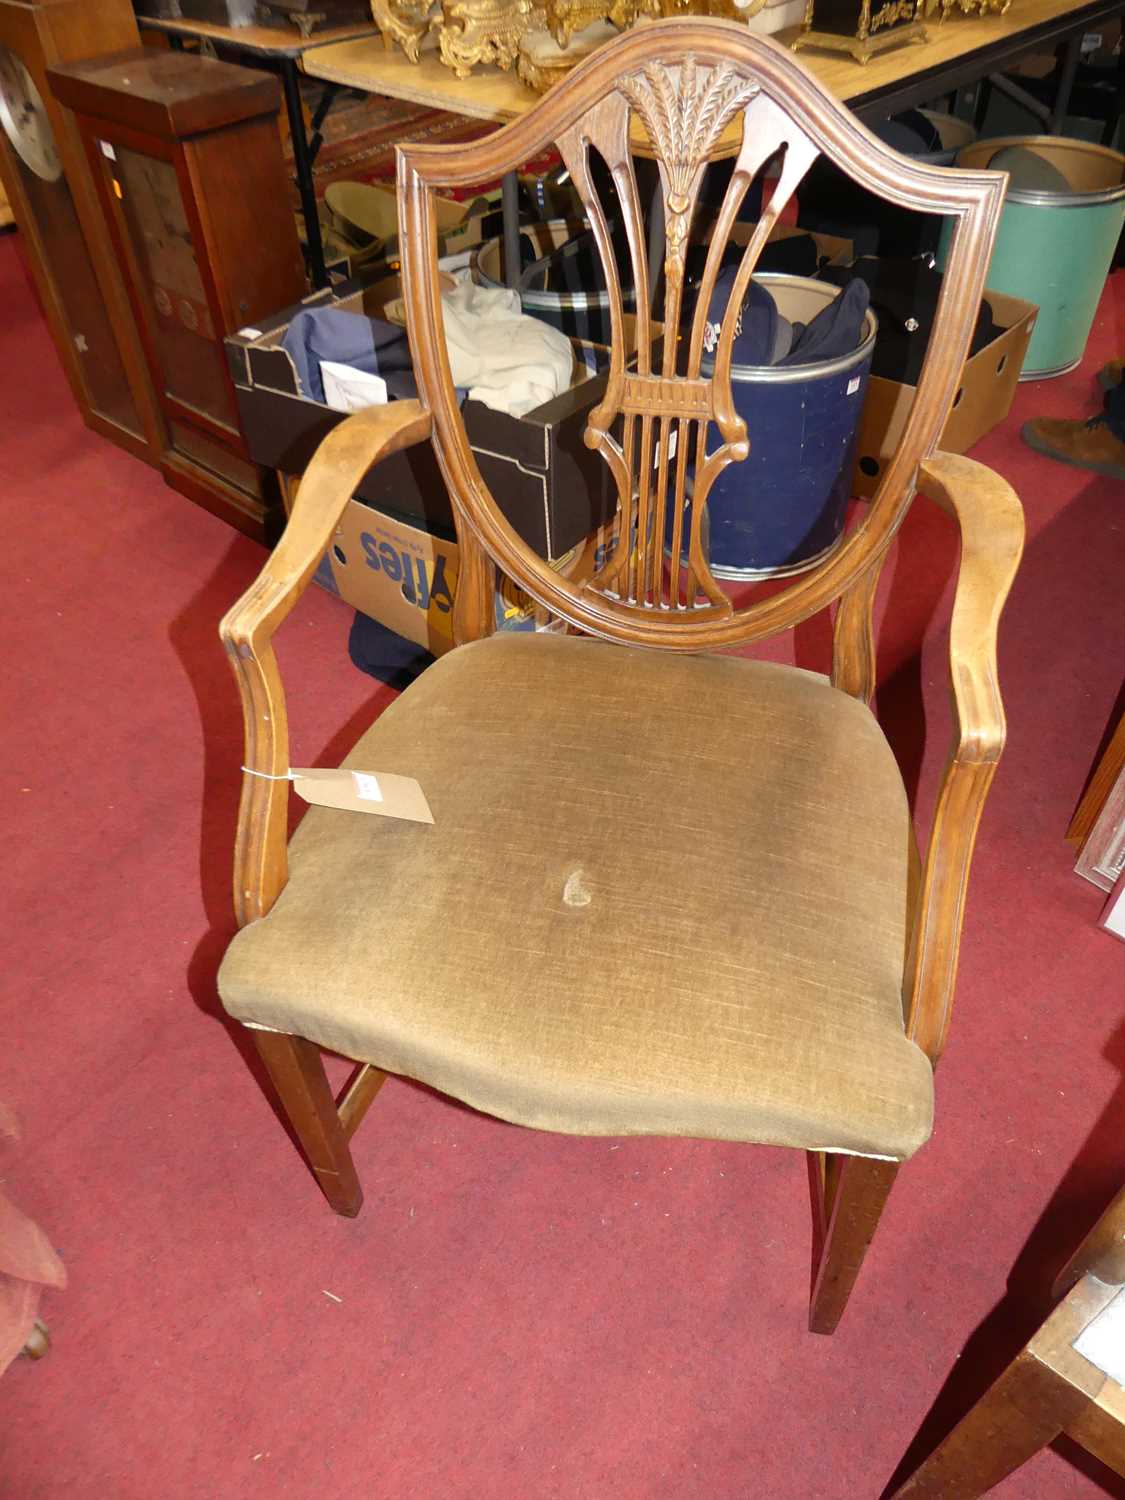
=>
[892,1185,1125,1495]
[216,19,1024,1335]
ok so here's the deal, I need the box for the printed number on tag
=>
[352,772,383,802]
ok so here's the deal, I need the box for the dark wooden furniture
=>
[1069,705,1125,893]
[215,21,1024,1336]
[892,1187,1125,1496]
[135,13,380,290]
[50,48,308,541]
[0,0,164,467]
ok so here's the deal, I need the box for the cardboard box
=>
[312,502,459,656]
[851,288,1037,498]
[313,500,595,656]
[1006,51,1059,81]
[324,180,500,266]
[225,278,617,559]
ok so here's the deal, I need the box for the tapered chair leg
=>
[252,1030,363,1217]
[808,1152,899,1335]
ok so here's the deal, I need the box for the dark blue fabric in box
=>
[282,307,418,403]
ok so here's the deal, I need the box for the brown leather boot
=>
[1021,414,1125,479]
[1097,360,1125,391]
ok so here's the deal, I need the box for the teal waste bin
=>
[941,136,1125,379]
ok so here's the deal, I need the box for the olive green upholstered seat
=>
[219,631,933,1161]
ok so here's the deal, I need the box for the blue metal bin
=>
[688,274,877,580]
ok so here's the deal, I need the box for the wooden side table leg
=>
[891,1339,1091,1496]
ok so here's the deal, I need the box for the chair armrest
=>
[903,451,1025,1062]
[917,452,1025,766]
[219,401,433,927]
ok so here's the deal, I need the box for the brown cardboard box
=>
[1007,51,1060,80]
[851,288,1037,498]
[324,180,499,265]
[225,278,616,559]
[315,500,592,656]
[314,502,461,656]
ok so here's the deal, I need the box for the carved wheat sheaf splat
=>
[619,60,758,314]
[555,58,815,614]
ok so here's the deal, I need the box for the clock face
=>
[0,47,62,183]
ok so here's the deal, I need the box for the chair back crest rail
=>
[396,20,1006,650]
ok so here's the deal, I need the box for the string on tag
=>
[240,767,301,781]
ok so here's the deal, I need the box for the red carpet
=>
[1,226,1124,1499]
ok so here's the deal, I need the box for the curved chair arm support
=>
[1054,1185,1125,1299]
[219,402,434,927]
[832,554,884,704]
[903,452,1025,1063]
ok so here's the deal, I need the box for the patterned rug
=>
[287,88,559,203]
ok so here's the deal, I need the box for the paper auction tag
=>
[291,768,433,825]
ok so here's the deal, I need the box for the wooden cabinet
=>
[50,48,308,539]
[0,0,164,465]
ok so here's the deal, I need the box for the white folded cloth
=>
[439,279,575,417]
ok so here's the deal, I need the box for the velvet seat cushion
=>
[219,633,934,1160]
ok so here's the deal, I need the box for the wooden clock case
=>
[0,0,165,466]
[50,48,308,539]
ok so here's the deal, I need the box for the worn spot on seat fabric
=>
[562,870,592,909]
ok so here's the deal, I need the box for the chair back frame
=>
[396,19,1006,650]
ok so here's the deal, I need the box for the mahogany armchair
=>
[892,1186,1125,1494]
[215,20,1023,1334]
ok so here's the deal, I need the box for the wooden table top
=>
[137,15,379,59]
[300,0,1116,118]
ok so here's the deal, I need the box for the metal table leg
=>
[1100,80,1125,146]
[280,56,330,289]
[307,80,341,163]
[972,74,993,133]
[502,169,521,290]
[1050,35,1083,134]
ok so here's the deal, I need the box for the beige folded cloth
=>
[440,280,575,417]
